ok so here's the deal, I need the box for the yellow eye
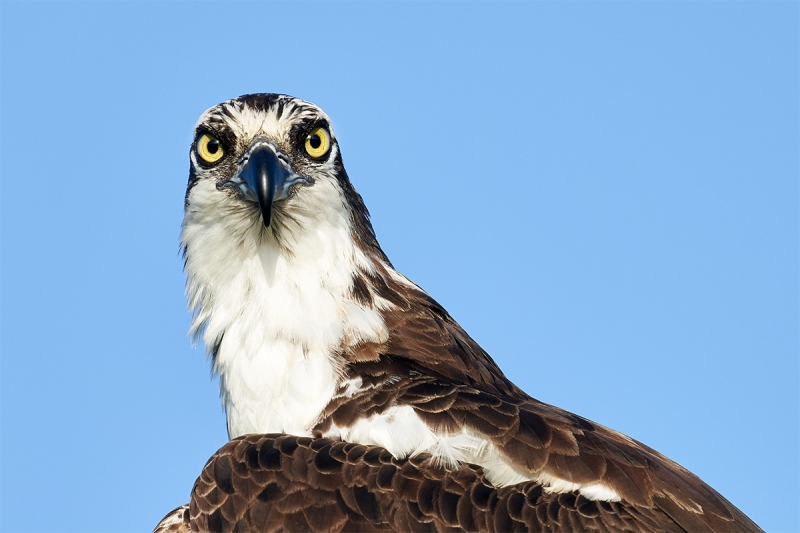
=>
[304,126,331,159]
[196,133,224,163]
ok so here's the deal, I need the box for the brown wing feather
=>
[326,268,762,532]
[321,368,760,531]
[367,263,522,397]
[165,434,761,532]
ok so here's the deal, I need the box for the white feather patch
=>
[325,405,621,501]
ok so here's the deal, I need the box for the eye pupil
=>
[207,140,219,154]
[309,134,321,149]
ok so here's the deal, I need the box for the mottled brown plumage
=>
[156,434,759,532]
[315,260,758,531]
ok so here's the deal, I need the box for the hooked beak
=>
[226,141,310,227]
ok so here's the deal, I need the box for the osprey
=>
[156,94,761,532]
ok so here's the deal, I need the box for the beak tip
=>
[260,202,273,229]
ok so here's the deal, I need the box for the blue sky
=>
[1,2,797,532]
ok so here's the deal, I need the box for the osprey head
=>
[186,94,351,233]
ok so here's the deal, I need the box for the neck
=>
[183,205,390,438]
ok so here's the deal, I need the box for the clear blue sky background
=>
[1,2,797,532]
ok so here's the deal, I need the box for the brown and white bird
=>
[157,94,761,532]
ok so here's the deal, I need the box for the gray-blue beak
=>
[234,142,309,227]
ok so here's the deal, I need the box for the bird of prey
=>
[156,94,761,532]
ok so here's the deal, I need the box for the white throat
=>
[183,180,388,439]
